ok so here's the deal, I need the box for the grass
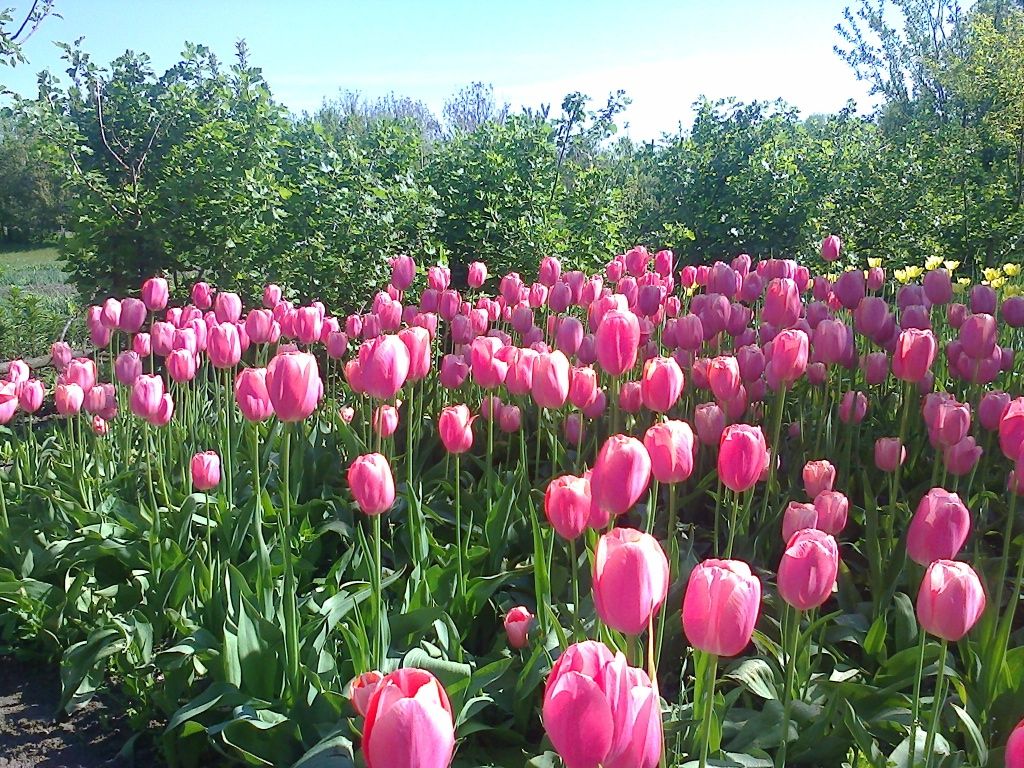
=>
[0,246,74,299]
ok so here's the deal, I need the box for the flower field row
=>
[1,239,1024,767]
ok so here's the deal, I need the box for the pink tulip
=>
[190,451,221,491]
[438,404,475,454]
[114,351,142,386]
[999,397,1024,462]
[51,341,73,370]
[907,488,971,566]
[682,558,761,656]
[839,390,868,424]
[470,336,508,389]
[595,309,640,376]
[347,453,396,516]
[141,277,169,311]
[593,528,669,635]
[398,326,431,383]
[498,404,521,433]
[892,328,937,382]
[778,529,839,611]
[390,255,416,290]
[812,491,848,535]
[207,323,241,369]
[167,349,197,383]
[766,329,809,386]
[590,434,652,521]
[802,459,836,499]
[504,605,533,649]
[363,668,455,768]
[349,670,384,717]
[214,291,242,324]
[64,358,97,392]
[707,355,740,402]
[643,420,696,484]
[0,383,17,424]
[130,375,164,420]
[235,368,274,421]
[439,354,469,389]
[55,383,84,415]
[466,261,488,289]
[18,379,44,413]
[360,335,411,400]
[542,641,662,768]
[762,278,802,328]
[118,298,147,334]
[427,265,451,292]
[874,437,906,472]
[694,402,726,446]
[944,435,982,476]
[618,380,642,413]
[132,333,151,357]
[373,405,399,438]
[532,350,570,409]
[820,234,841,262]
[916,560,986,641]
[782,501,819,542]
[91,415,108,435]
[261,283,282,308]
[266,352,321,422]
[544,474,593,540]
[191,282,214,309]
[718,424,767,492]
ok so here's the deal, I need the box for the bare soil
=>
[0,656,142,768]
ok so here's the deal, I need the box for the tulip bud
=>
[362,668,455,768]
[778,529,839,611]
[190,451,221,491]
[438,404,475,453]
[593,528,669,635]
[590,434,652,520]
[504,606,533,649]
[682,559,761,656]
[643,420,696,484]
[347,453,396,516]
[802,459,836,499]
[907,488,971,566]
[718,424,768,492]
[916,560,986,641]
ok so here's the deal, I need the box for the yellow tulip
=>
[925,256,943,270]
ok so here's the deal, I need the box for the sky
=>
[1,0,879,139]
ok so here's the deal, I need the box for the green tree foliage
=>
[14,0,1024,307]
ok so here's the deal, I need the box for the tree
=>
[0,0,56,71]
[442,81,509,136]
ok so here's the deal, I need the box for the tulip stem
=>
[908,626,927,762]
[982,491,1022,726]
[279,425,301,703]
[760,384,787,528]
[922,639,949,768]
[249,424,270,594]
[568,538,581,640]
[726,490,741,559]
[777,604,799,768]
[454,453,465,602]
[697,652,719,768]
[372,512,383,669]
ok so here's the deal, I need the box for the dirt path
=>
[0,656,138,768]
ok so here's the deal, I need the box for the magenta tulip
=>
[593,528,669,635]
[778,529,839,611]
[802,459,836,499]
[347,453,396,516]
[874,437,906,472]
[438,404,475,454]
[595,309,640,376]
[916,560,986,641]
[718,424,767,493]
[362,668,455,768]
[590,434,652,520]
[542,641,661,768]
[504,606,533,649]
[682,559,761,657]
[266,352,321,422]
[906,488,971,566]
[190,451,221,491]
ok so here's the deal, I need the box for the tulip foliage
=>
[2,248,1024,767]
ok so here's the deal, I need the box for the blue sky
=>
[2,0,877,138]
